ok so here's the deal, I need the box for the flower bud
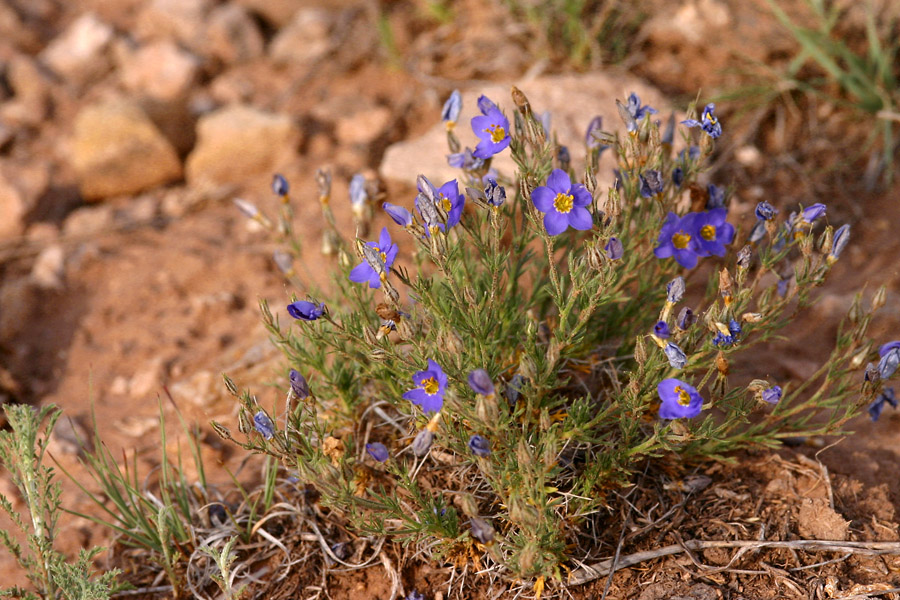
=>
[872,285,887,311]
[412,429,434,457]
[289,369,310,399]
[468,369,495,397]
[365,442,388,462]
[666,277,685,304]
[469,517,495,545]
[253,411,275,440]
[468,434,491,457]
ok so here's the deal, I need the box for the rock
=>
[0,3,41,52]
[5,54,51,124]
[135,0,212,48]
[169,370,215,407]
[336,105,393,147]
[0,172,26,239]
[269,8,333,66]
[797,498,850,541]
[39,13,115,86]
[235,0,304,27]
[30,244,65,290]
[380,72,674,190]
[642,0,731,46]
[70,98,183,200]
[118,40,200,102]
[186,104,300,187]
[129,357,165,399]
[62,204,114,237]
[203,4,265,65]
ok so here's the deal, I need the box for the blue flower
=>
[728,319,742,339]
[800,203,826,224]
[664,343,687,369]
[879,341,900,357]
[472,96,511,159]
[468,369,495,397]
[383,202,413,227]
[469,517,495,545]
[878,346,900,379]
[287,300,325,321]
[777,278,790,297]
[658,378,703,419]
[762,385,782,404]
[436,180,465,227]
[667,277,685,303]
[272,173,289,197]
[349,227,398,289]
[531,169,593,235]
[693,208,735,257]
[605,237,624,260]
[366,442,389,462]
[626,92,658,131]
[468,434,491,457]
[827,224,850,264]
[676,307,694,330]
[585,116,606,149]
[505,374,525,406]
[447,147,485,170]
[654,321,671,339]
[484,179,506,207]
[868,387,897,421]
[349,174,368,208]
[289,369,309,399]
[654,212,701,269]
[402,359,448,414]
[406,591,425,600]
[706,184,725,209]
[713,332,734,347]
[681,103,722,138]
[441,90,462,128]
[557,145,571,171]
[755,201,777,221]
[253,411,275,440]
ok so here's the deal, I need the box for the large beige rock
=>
[39,13,115,86]
[186,105,300,186]
[380,72,676,190]
[71,99,182,200]
[118,40,200,102]
[269,8,333,66]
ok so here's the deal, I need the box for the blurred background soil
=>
[0,0,898,597]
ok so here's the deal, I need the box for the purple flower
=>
[800,203,826,225]
[626,92,657,131]
[468,369,495,396]
[531,169,593,235]
[253,411,275,440]
[664,343,687,369]
[762,385,782,404]
[640,170,664,198]
[383,202,413,227]
[484,179,506,207]
[402,359,447,414]
[406,592,425,600]
[605,237,624,260]
[412,429,434,457]
[706,184,725,209]
[505,374,525,406]
[868,388,896,421]
[366,442,389,462]
[287,300,325,321]
[557,145,571,171]
[654,212,701,269]
[728,319,742,339]
[681,103,722,138]
[585,116,605,149]
[755,201,777,221]
[435,180,465,227]
[693,208,735,257]
[658,378,703,419]
[654,321,670,338]
[441,90,462,127]
[349,227,399,289]
[272,173,289,197]
[447,147,485,170]
[878,347,900,379]
[468,434,491,457]
[676,307,694,330]
[289,369,309,399]
[666,277,685,303]
[469,517,495,544]
[472,96,510,159]
[777,277,790,297]
[349,174,367,208]
[827,224,850,264]
[879,341,900,357]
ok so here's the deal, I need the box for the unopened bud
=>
[872,285,887,311]
[363,325,377,345]
[741,312,763,323]
[475,394,499,424]
[412,429,434,457]
[518,543,539,575]
[715,352,729,376]
[849,346,870,369]
[370,348,388,362]
[546,340,561,367]
[511,85,531,116]
[459,493,479,517]
[321,230,339,256]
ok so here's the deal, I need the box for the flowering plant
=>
[218,88,889,592]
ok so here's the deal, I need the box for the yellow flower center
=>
[672,231,691,249]
[674,385,691,406]
[439,194,452,212]
[700,224,716,241]
[422,377,439,395]
[553,192,574,214]
[704,113,717,125]
[373,245,387,262]
[485,124,506,143]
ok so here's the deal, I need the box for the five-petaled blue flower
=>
[472,95,511,159]
[654,212,701,269]
[531,169,593,236]
[349,227,398,289]
[681,103,722,138]
[658,378,704,419]
[366,442,389,462]
[287,300,325,321]
[403,359,447,414]
[693,208,735,257]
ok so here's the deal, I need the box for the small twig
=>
[568,539,900,586]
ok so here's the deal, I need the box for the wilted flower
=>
[654,212,701,269]
[472,96,511,159]
[827,224,850,264]
[468,435,491,457]
[287,300,325,321]
[412,429,434,457]
[878,347,900,379]
[349,174,368,209]
[658,378,704,419]
[640,170,664,198]
[383,202,413,227]
[505,374,525,405]
[664,343,687,369]
[654,321,671,339]
[253,411,275,440]
[402,359,448,413]
[736,245,752,269]
[350,227,398,289]
[605,237,624,260]
[676,307,695,330]
[625,92,657,130]
[447,147,485,170]
[868,387,897,421]
[272,173,289,197]
[469,517,495,545]
[667,276,685,303]
[441,89,462,129]
[531,169,593,235]
[800,203,826,225]
[681,103,722,138]
[289,369,309,399]
[762,385,782,404]
[755,201,777,221]
[693,208,735,257]
[484,178,506,207]
[468,369,495,397]
[366,442,389,462]
[233,197,260,219]
[585,116,605,149]
[706,184,725,209]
